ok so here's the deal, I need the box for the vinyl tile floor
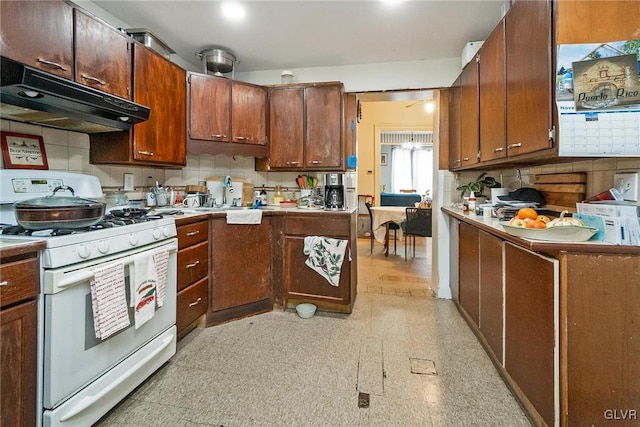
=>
[96,237,532,427]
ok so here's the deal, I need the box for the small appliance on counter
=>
[321,173,347,211]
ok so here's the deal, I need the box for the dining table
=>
[369,206,408,256]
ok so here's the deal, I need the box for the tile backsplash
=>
[0,120,312,204]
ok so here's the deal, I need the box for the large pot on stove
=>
[14,185,105,230]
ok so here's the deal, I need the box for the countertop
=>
[442,206,640,255]
[0,238,46,258]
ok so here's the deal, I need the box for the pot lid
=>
[15,186,103,208]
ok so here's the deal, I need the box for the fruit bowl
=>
[500,223,598,242]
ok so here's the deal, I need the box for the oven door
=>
[41,238,177,411]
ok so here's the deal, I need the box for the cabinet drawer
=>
[0,257,39,308]
[177,221,208,249]
[177,241,208,291]
[176,277,208,333]
[284,216,350,237]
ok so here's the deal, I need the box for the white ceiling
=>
[91,0,506,74]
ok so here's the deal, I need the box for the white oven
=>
[41,238,177,426]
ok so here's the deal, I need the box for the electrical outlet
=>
[614,172,639,202]
[123,173,134,191]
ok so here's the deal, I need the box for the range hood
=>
[1,57,150,133]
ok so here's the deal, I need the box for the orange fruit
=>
[525,220,546,229]
[517,207,538,220]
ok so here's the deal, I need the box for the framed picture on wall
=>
[381,153,388,166]
[1,131,49,169]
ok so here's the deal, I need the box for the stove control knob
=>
[98,240,109,254]
[162,226,172,238]
[77,244,90,259]
[129,234,139,246]
[153,229,162,240]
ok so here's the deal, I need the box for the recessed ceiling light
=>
[221,2,246,21]
[381,0,404,6]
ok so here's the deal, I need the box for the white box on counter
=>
[576,202,639,245]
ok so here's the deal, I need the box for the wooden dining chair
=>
[365,202,399,254]
[404,207,432,261]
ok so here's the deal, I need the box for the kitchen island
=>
[173,207,358,327]
[443,207,639,427]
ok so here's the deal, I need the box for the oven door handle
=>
[59,333,174,422]
[56,243,178,290]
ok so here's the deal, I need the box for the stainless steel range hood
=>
[1,57,150,133]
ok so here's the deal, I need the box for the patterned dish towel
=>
[90,261,130,340]
[303,236,348,287]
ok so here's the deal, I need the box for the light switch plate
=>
[614,172,639,202]
[123,173,135,191]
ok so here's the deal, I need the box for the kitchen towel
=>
[303,236,348,287]
[132,252,157,329]
[153,247,170,307]
[90,261,130,340]
[226,209,262,224]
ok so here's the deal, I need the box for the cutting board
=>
[534,173,586,211]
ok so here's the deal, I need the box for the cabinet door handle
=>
[493,147,504,153]
[286,161,300,165]
[189,297,202,307]
[186,231,200,236]
[81,74,106,86]
[37,58,68,71]
[234,136,247,141]
[0,281,7,287]
[508,143,522,149]
[186,260,200,269]
[308,160,322,164]
[211,134,228,139]
[462,157,470,161]
[137,151,154,156]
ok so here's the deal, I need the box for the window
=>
[391,145,432,195]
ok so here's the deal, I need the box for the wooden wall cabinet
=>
[90,42,187,167]
[1,247,41,427]
[260,82,345,171]
[176,218,209,337]
[478,20,506,163]
[0,1,130,99]
[459,58,480,168]
[283,211,357,312]
[187,73,267,158]
[207,217,274,325]
[448,76,462,170]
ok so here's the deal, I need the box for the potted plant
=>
[456,172,501,201]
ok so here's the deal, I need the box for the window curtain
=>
[390,146,433,195]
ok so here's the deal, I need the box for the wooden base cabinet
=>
[176,218,209,337]
[283,212,357,313]
[478,231,503,362]
[0,247,41,427]
[208,217,274,325]
[458,222,479,324]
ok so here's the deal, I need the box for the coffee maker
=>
[321,173,347,211]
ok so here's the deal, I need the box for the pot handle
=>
[52,185,75,196]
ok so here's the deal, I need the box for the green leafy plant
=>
[456,172,501,199]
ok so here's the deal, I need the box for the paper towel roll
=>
[491,188,508,204]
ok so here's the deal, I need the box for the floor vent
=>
[358,392,370,408]
[410,358,437,375]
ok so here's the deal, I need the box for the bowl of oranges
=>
[500,208,597,242]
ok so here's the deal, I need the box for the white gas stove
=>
[0,170,178,427]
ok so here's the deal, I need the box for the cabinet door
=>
[505,0,553,157]
[504,242,557,427]
[460,59,480,167]
[458,221,479,324]
[284,235,350,304]
[0,0,73,80]
[448,76,462,170]
[132,44,186,165]
[269,87,304,168]
[188,73,230,142]
[74,9,131,99]
[478,231,503,363]
[305,84,343,169]
[1,300,37,427]
[479,20,506,162]
[231,82,267,145]
[210,218,272,312]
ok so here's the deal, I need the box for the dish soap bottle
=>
[273,185,284,204]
